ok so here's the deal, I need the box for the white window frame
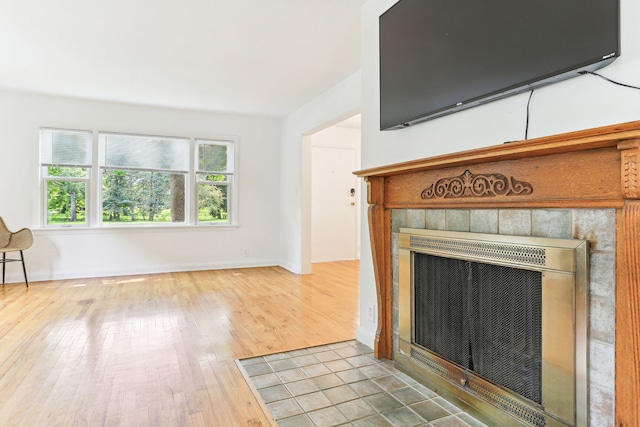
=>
[40,128,239,228]
[193,138,237,225]
[98,132,190,227]
[40,128,93,228]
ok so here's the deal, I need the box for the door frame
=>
[301,112,361,274]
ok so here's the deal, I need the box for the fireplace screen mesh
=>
[414,253,543,404]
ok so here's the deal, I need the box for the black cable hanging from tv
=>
[524,72,639,141]
[525,90,534,140]
[579,71,640,90]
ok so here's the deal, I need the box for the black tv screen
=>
[379,0,620,130]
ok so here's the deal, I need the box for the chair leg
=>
[2,253,5,285]
[20,251,28,288]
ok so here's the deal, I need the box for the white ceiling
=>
[0,0,361,118]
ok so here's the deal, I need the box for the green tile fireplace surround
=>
[391,208,614,426]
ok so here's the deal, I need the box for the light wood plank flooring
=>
[0,261,360,426]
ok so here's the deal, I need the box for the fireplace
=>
[354,120,640,426]
[397,228,588,426]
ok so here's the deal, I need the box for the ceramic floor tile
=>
[300,363,331,378]
[251,372,282,389]
[263,353,289,362]
[306,344,333,354]
[358,364,392,379]
[291,354,321,367]
[276,368,307,383]
[324,384,359,405]
[391,386,429,405]
[244,362,273,377]
[307,406,349,427]
[295,391,334,412]
[412,383,438,399]
[349,379,384,397]
[345,354,377,368]
[240,340,486,427]
[351,414,394,427]
[336,398,377,422]
[372,374,410,392]
[335,345,362,358]
[312,373,345,390]
[336,368,368,384]
[277,413,315,427]
[381,406,426,427]
[286,348,311,357]
[328,341,353,350]
[409,400,451,421]
[315,350,343,362]
[429,415,471,427]
[241,356,265,366]
[266,398,303,420]
[378,360,401,374]
[364,392,404,413]
[268,358,297,372]
[258,384,291,404]
[285,378,319,396]
[325,359,354,372]
[395,371,419,385]
[354,341,374,354]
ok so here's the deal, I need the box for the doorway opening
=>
[302,113,361,272]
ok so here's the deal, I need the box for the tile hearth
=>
[239,340,486,427]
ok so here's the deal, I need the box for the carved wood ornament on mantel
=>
[421,169,533,199]
[355,120,640,426]
[620,139,640,198]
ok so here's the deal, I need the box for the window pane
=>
[197,139,234,173]
[100,133,189,172]
[198,143,227,172]
[102,170,186,224]
[47,180,87,225]
[40,129,92,167]
[46,166,88,178]
[198,183,228,223]
[196,173,228,183]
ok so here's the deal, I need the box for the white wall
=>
[356,0,640,347]
[278,71,361,274]
[311,123,361,152]
[0,90,281,282]
[310,125,362,262]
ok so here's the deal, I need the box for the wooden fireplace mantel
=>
[355,120,640,426]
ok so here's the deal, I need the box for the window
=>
[40,129,237,227]
[196,139,234,224]
[99,133,189,225]
[40,129,92,226]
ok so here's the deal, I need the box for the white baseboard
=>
[14,259,280,283]
[277,260,301,274]
[356,326,376,350]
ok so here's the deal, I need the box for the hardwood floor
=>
[0,261,360,426]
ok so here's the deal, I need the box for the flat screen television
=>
[379,0,620,131]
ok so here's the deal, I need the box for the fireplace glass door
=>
[397,228,588,427]
[414,253,543,404]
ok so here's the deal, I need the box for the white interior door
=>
[311,146,358,262]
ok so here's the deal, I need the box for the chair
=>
[0,217,33,287]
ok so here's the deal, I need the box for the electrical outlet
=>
[367,304,376,322]
[243,248,249,257]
